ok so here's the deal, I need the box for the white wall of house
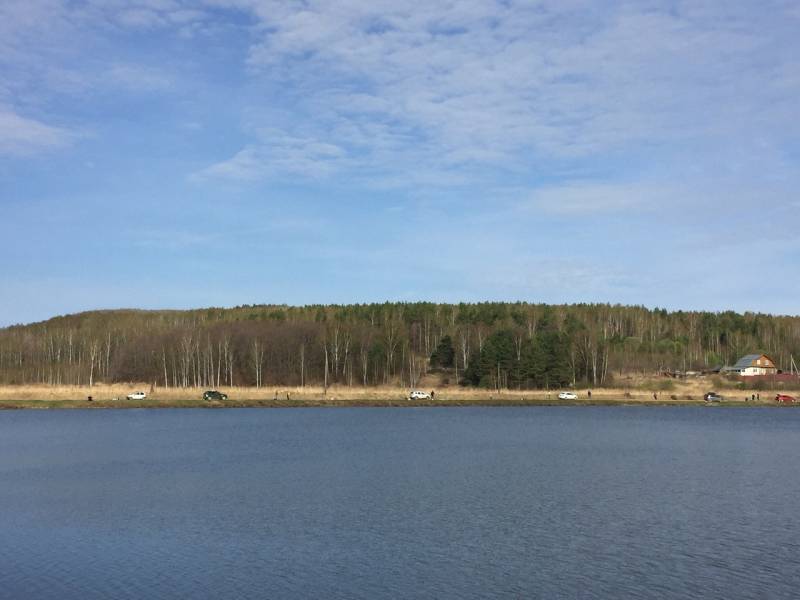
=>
[742,367,771,376]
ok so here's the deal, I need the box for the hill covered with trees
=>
[1,303,798,390]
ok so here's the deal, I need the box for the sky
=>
[1,0,799,326]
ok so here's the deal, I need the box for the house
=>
[722,354,778,377]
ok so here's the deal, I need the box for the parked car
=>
[703,392,723,402]
[775,394,797,404]
[126,391,147,400]
[203,390,228,401]
[558,391,578,400]
[408,390,431,400]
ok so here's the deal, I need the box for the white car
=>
[558,391,578,400]
[126,391,147,400]
[408,390,432,400]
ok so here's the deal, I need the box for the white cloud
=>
[116,8,166,28]
[0,1,210,159]
[131,229,221,249]
[107,64,172,91]
[84,0,208,30]
[523,182,668,215]
[0,107,73,156]
[196,129,347,181]
[198,0,800,186]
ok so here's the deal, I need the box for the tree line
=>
[1,302,798,389]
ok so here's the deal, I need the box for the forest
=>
[1,302,799,389]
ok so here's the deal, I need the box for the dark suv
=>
[203,390,228,401]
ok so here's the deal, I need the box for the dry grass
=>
[0,379,797,408]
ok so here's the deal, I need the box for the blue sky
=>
[2,0,799,326]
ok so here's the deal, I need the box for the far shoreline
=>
[0,383,796,410]
[0,398,705,410]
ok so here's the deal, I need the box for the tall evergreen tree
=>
[430,335,455,368]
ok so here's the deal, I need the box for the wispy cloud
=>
[86,1,209,31]
[196,129,347,181]
[522,182,667,215]
[198,0,800,187]
[107,64,172,91]
[130,229,221,250]
[0,107,73,156]
[0,1,200,157]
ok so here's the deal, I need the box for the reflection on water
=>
[1,407,799,599]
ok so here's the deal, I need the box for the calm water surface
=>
[1,407,799,599]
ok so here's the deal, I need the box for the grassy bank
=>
[0,382,796,409]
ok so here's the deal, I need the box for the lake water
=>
[1,407,799,599]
